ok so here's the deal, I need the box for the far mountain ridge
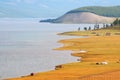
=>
[68,6,120,17]
[40,6,120,24]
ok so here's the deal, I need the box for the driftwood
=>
[117,59,120,63]
[96,62,108,65]
[91,32,96,34]
[55,65,62,70]
[105,32,111,36]
[30,73,34,76]
[96,33,100,36]
[115,33,120,35]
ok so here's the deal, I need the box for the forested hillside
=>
[68,6,120,17]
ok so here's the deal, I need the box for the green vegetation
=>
[68,6,120,17]
[59,19,120,36]
[113,18,120,25]
[102,18,120,30]
[59,28,120,36]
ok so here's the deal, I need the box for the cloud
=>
[39,3,49,9]
[4,2,17,6]
[69,0,79,2]
[40,4,49,8]
[13,0,38,4]
[0,12,3,14]
[22,0,38,4]
[16,0,22,3]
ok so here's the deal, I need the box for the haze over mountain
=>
[0,0,120,18]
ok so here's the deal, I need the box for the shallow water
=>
[0,18,101,79]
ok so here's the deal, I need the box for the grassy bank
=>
[7,27,120,80]
[58,30,119,36]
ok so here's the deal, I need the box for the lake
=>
[0,18,101,79]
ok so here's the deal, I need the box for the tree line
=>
[78,18,120,31]
[113,18,120,26]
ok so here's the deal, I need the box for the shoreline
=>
[6,33,120,80]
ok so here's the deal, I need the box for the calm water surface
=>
[0,18,100,79]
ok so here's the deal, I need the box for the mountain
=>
[40,6,120,23]
[68,6,120,17]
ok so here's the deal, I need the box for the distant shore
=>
[6,29,120,80]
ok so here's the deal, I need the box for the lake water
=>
[0,18,101,79]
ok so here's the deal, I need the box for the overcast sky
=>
[0,0,120,18]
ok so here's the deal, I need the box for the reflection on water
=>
[0,18,101,79]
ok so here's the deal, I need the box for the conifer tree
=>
[113,18,119,25]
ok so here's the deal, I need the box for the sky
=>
[0,0,120,18]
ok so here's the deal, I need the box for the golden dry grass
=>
[59,28,120,36]
[78,70,120,80]
[7,26,120,80]
[6,62,120,80]
[7,36,120,80]
[56,36,120,62]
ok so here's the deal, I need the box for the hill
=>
[40,6,120,24]
[68,6,120,17]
